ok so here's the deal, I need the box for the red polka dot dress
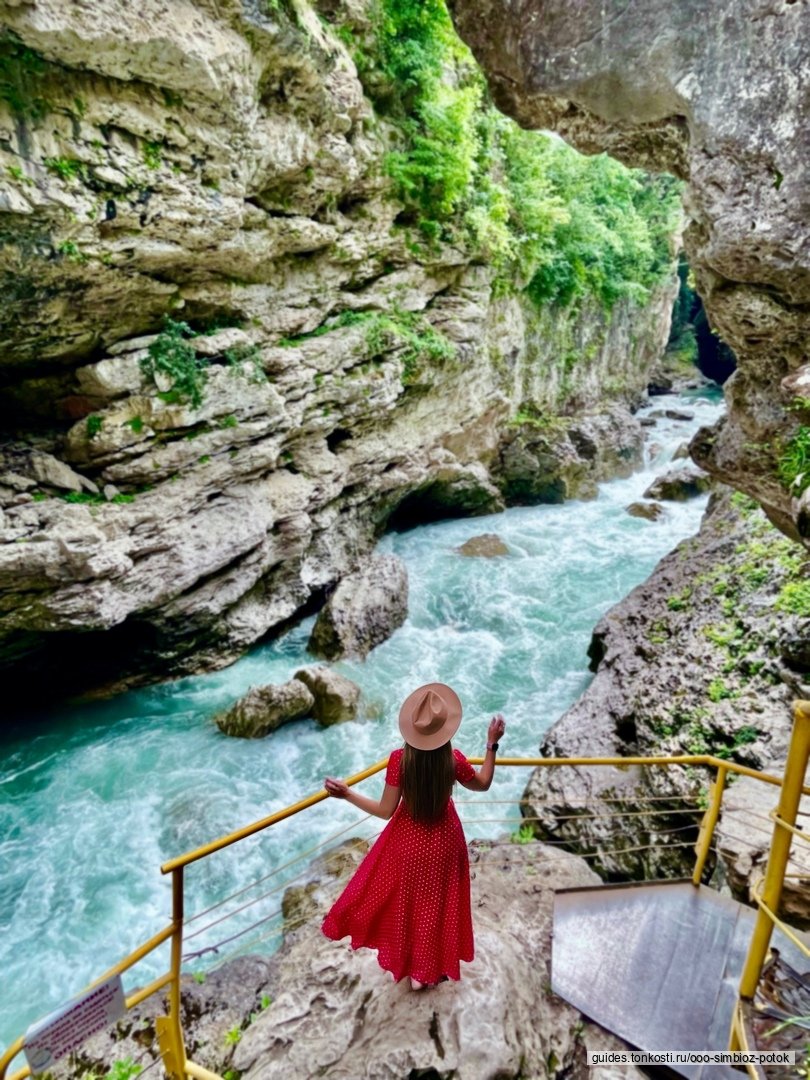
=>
[322,747,475,984]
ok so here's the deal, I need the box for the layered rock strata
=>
[448,0,810,543]
[0,0,677,703]
[522,489,810,921]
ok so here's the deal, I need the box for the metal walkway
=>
[553,879,809,1079]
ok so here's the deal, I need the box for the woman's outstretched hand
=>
[488,714,506,746]
[324,776,349,798]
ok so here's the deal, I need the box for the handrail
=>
[4,736,809,1080]
[161,759,388,873]
[160,753,808,874]
[729,700,810,1074]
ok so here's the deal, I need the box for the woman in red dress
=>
[322,682,506,990]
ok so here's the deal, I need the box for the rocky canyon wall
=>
[0,0,676,704]
[448,0,810,542]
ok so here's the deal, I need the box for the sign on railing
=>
[23,974,125,1074]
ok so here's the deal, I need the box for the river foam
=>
[0,388,724,1051]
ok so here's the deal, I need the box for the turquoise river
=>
[0,388,724,1055]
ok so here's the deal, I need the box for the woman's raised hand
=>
[487,714,506,745]
[324,776,349,798]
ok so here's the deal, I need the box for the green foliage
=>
[734,725,758,747]
[142,141,162,170]
[86,415,103,439]
[510,822,535,844]
[279,308,454,385]
[141,319,208,408]
[57,240,87,263]
[347,0,679,314]
[61,491,105,505]
[779,426,810,493]
[224,343,265,385]
[0,42,50,120]
[219,414,238,429]
[260,993,272,1009]
[44,157,86,182]
[104,1059,142,1080]
[707,678,737,703]
[365,310,455,384]
[277,309,373,347]
[775,579,810,617]
[192,971,206,985]
[127,416,144,434]
[666,586,692,612]
[224,1025,242,1046]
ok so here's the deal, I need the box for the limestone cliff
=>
[448,0,810,543]
[0,0,677,702]
[522,489,810,922]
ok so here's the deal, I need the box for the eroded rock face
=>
[0,0,678,703]
[522,490,806,892]
[215,679,315,738]
[56,840,643,1080]
[496,403,646,504]
[308,553,408,660]
[448,0,810,542]
[233,840,643,1080]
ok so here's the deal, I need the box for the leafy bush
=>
[140,319,208,408]
[778,426,810,493]
[105,1059,142,1080]
[510,822,535,844]
[344,0,680,315]
[775,579,810,617]
[365,311,455,384]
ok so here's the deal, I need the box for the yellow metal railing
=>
[2,719,809,1080]
[729,701,810,1079]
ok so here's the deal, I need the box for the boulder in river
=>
[672,441,690,461]
[215,680,315,738]
[456,532,509,557]
[294,665,360,726]
[648,408,695,422]
[643,466,712,501]
[308,554,408,660]
[647,370,674,396]
[626,501,664,521]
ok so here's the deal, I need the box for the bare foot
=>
[410,977,425,991]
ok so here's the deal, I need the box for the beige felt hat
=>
[398,683,462,750]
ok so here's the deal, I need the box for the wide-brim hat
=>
[398,683,462,751]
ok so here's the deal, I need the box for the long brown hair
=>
[401,742,455,824]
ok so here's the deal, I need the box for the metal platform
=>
[552,880,808,1079]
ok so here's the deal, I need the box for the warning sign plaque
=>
[23,974,125,1074]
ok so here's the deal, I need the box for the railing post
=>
[737,700,810,1001]
[156,868,187,1080]
[692,765,727,885]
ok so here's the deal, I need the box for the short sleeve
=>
[453,748,476,783]
[385,748,403,786]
